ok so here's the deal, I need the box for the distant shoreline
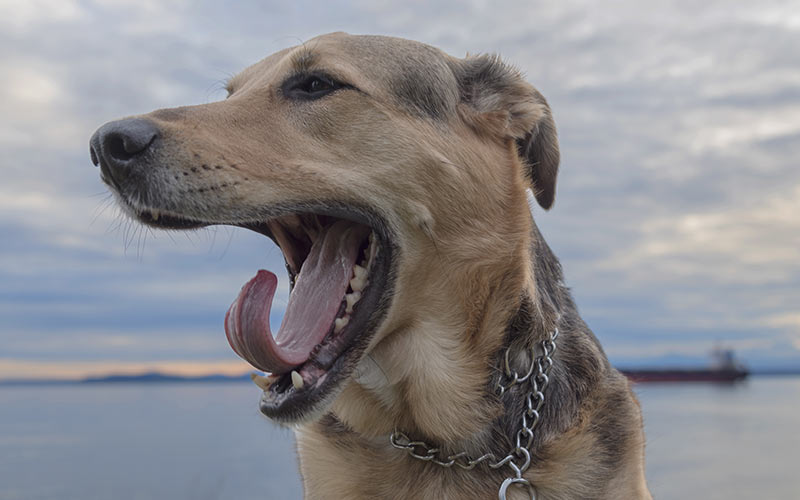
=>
[0,371,254,386]
[1,368,799,386]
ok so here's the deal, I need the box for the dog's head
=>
[90,32,559,424]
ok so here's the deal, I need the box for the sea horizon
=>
[2,367,799,386]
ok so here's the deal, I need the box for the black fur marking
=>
[391,65,454,119]
[317,412,358,452]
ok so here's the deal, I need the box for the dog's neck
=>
[322,189,610,459]
[499,198,611,455]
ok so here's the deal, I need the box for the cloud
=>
[0,0,86,31]
[766,313,800,329]
[600,182,800,285]
[4,66,63,106]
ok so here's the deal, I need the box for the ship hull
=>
[621,368,748,383]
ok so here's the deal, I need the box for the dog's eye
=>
[306,77,333,93]
[284,74,346,100]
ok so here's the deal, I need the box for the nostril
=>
[106,133,133,162]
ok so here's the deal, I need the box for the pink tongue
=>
[225,221,368,374]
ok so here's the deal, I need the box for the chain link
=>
[390,326,559,499]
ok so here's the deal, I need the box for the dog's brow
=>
[225,73,246,95]
[291,49,318,71]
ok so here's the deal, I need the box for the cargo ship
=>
[620,347,748,383]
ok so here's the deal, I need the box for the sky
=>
[1,0,798,379]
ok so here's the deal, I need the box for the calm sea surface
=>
[1,376,798,499]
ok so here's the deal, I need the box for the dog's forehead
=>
[226,46,292,94]
[233,33,461,118]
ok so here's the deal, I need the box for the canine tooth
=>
[250,373,276,391]
[334,316,349,333]
[291,370,304,390]
[151,210,160,221]
[345,291,362,313]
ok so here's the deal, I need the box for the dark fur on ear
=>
[452,55,560,209]
[516,90,560,210]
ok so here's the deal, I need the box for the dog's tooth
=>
[345,291,362,314]
[350,265,368,291]
[353,264,368,281]
[151,210,160,221]
[334,316,349,333]
[349,276,365,292]
[250,373,277,391]
[291,370,304,390]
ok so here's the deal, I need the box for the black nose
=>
[90,118,159,188]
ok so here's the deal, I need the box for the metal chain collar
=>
[390,325,559,500]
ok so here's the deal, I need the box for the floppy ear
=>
[453,55,560,209]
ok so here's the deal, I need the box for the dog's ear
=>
[453,55,560,209]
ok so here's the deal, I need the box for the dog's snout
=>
[90,118,159,187]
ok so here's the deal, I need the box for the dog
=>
[90,32,651,499]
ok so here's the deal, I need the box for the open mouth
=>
[133,204,394,422]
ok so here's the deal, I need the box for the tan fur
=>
[96,33,651,499]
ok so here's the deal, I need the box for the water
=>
[1,377,798,499]
[635,376,800,499]
[0,383,303,500]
